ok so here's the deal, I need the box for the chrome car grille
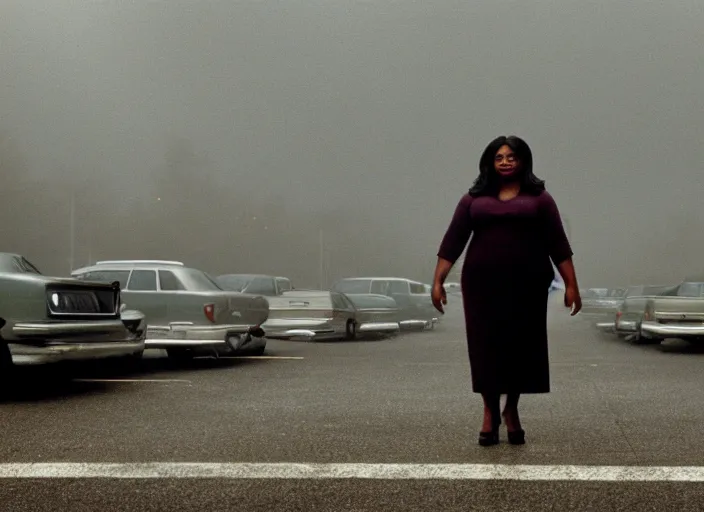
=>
[46,285,120,318]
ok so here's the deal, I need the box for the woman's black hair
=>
[468,135,545,197]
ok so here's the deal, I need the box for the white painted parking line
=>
[0,463,703,481]
[219,356,304,360]
[73,379,192,384]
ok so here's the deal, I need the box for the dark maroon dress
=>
[437,189,573,394]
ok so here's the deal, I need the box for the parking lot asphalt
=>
[1,292,703,510]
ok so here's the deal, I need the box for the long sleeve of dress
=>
[538,191,573,265]
[437,194,474,264]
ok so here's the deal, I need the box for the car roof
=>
[95,260,184,266]
[72,260,191,274]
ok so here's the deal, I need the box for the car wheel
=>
[249,346,266,356]
[117,349,144,369]
[166,348,194,362]
[0,340,14,398]
[345,320,357,340]
[628,326,660,345]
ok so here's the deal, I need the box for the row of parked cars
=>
[580,277,704,345]
[0,252,440,388]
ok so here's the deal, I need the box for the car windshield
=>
[345,294,393,308]
[20,258,42,274]
[216,275,253,292]
[0,255,43,274]
[179,269,223,291]
[626,285,673,297]
[677,282,703,297]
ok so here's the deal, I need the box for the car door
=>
[370,280,387,296]
[156,268,205,325]
[326,292,355,333]
[123,269,168,325]
[330,292,354,330]
[408,281,435,320]
[387,280,414,319]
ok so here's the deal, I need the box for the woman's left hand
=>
[564,285,582,316]
[431,282,447,314]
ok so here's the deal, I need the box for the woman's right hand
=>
[431,282,447,314]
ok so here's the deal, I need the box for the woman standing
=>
[431,135,582,447]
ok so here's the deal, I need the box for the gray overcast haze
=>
[1,1,703,287]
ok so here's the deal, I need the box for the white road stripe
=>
[73,379,192,383]
[219,356,304,360]
[0,463,703,481]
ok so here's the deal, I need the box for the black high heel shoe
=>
[501,412,526,445]
[507,428,525,445]
[478,401,502,446]
[478,424,500,446]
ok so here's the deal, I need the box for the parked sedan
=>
[580,287,626,321]
[330,277,438,330]
[0,252,146,390]
[600,283,681,342]
[263,290,400,341]
[638,280,704,344]
[71,260,269,359]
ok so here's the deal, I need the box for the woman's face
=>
[493,144,521,179]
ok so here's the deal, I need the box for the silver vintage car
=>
[598,283,677,341]
[264,290,401,340]
[0,253,146,386]
[71,260,269,359]
[635,279,704,344]
[579,287,627,322]
[330,277,439,330]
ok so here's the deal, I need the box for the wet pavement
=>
[1,293,703,510]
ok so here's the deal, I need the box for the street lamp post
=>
[69,191,75,273]
[319,228,324,289]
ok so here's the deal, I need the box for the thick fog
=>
[1,1,703,288]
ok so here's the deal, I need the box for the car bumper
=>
[7,311,146,365]
[399,318,436,330]
[640,321,704,338]
[358,322,400,334]
[10,340,145,365]
[12,319,140,339]
[9,317,146,365]
[144,323,262,349]
[264,318,351,340]
[596,321,616,333]
[614,320,637,333]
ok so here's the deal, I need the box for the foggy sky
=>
[2,1,704,287]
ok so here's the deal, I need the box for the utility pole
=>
[319,228,324,289]
[69,191,75,273]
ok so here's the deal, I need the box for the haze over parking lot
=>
[2,297,703,510]
[1,1,703,286]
